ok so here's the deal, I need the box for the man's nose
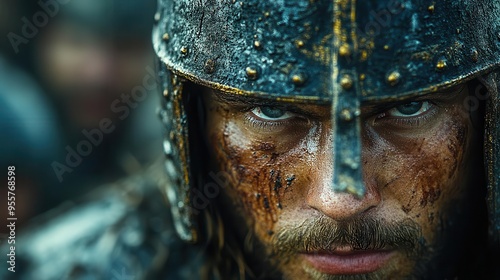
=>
[305,153,381,220]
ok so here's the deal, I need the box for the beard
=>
[263,216,428,280]
[272,216,421,256]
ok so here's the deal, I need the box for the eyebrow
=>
[362,84,467,112]
[211,83,467,114]
[212,90,284,106]
[211,90,328,118]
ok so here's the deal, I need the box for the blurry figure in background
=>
[26,0,161,210]
[0,0,22,56]
[0,0,63,227]
[0,53,62,229]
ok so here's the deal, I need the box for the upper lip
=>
[301,245,390,255]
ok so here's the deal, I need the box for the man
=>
[155,0,499,278]
[3,0,499,279]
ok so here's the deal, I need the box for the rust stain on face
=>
[254,141,276,151]
[203,84,481,279]
[203,90,325,238]
[415,120,468,208]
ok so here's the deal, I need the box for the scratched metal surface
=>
[154,0,500,102]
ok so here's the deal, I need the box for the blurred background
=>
[0,0,162,232]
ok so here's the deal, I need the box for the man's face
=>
[204,84,482,279]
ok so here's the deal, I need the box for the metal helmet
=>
[153,0,500,246]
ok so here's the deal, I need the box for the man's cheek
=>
[223,154,290,233]
[213,138,303,237]
[385,154,461,214]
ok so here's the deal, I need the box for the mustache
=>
[271,216,422,257]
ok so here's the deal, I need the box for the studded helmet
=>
[153,0,500,250]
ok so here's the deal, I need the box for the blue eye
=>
[387,101,431,117]
[251,106,295,121]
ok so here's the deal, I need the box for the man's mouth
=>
[301,246,394,275]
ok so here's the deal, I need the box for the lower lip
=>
[302,250,394,275]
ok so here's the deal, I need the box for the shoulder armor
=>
[1,165,205,279]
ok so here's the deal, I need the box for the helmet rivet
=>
[253,40,262,49]
[162,33,170,41]
[264,11,270,17]
[246,65,259,80]
[359,73,366,81]
[180,46,189,56]
[295,40,305,48]
[427,5,435,13]
[340,75,353,90]
[470,48,479,63]
[154,12,161,23]
[339,44,351,57]
[386,71,401,86]
[436,59,447,71]
[291,73,307,86]
[204,59,216,74]
[165,160,176,176]
[340,108,353,122]
[360,50,368,61]
[383,45,390,50]
[163,140,172,155]
[163,89,169,97]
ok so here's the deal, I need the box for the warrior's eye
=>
[387,101,431,117]
[251,106,295,121]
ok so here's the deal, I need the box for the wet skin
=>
[203,84,482,279]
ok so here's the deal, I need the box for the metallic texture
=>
[330,0,364,197]
[339,44,352,57]
[153,0,500,243]
[483,72,500,252]
[387,71,401,86]
[0,166,205,279]
[291,73,307,86]
[245,65,259,80]
[340,74,354,90]
[154,0,500,102]
[436,59,447,71]
[158,67,197,242]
